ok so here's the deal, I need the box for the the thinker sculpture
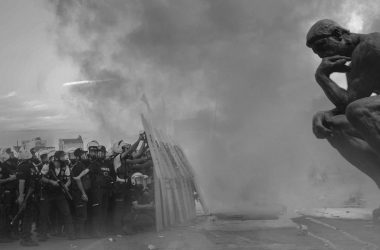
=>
[307,19,380,219]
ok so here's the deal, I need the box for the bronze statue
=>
[307,19,380,218]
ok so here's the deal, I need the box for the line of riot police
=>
[0,132,154,247]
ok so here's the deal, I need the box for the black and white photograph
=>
[1,1,380,249]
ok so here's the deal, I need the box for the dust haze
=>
[47,0,380,213]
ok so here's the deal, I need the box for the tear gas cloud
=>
[48,0,380,212]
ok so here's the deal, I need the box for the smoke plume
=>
[47,0,380,212]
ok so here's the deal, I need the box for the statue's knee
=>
[325,114,348,130]
[346,101,368,124]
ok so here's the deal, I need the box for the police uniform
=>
[31,157,41,167]
[125,186,155,232]
[0,162,15,242]
[112,153,133,233]
[1,159,19,238]
[71,159,91,237]
[39,161,74,240]
[16,159,40,245]
[88,158,115,236]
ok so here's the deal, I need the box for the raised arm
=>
[316,42,377,112]
[121,134,144,160]
[133,142,148,159]
[125,157,147,165]
[315,56,354,111]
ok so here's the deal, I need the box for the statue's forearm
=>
[315,73,350,111]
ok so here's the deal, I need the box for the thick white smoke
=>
[47,0,380,213]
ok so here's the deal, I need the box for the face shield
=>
[81,152,88,160]
[97,150,106,159]
[131,172,149,190]
[60,153,68,162]
[88,147,98,159]
[54,152,68,166]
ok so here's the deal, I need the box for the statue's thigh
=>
[346,96,380,126]
[349,96,380,112]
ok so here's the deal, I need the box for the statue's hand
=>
[317,55,351,76]
[313,111,332,139]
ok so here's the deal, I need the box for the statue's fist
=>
[312,112,332,139]
[317,55,351,76]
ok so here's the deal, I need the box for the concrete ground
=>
[1,215,380,250]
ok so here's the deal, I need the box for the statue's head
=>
[306,19,352,58]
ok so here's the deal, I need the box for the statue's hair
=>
[306,19,349,47]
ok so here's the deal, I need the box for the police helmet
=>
[74,148,86,157]
[54,150,66,161]
[87,140,100,151]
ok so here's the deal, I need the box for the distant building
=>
[15,137,55,154]
[21,137,47,151]
[58,136,84,152]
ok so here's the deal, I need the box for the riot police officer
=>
[112,134,148,234]
[71,148,90,238]
[0,161,17,242]
[39,151,75,241]
[0,148,19,242]
[124,172,155,233]
[16,148,40,247]
[30,148,41,166]
[88,144,115,237]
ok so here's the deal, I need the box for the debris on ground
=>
[297,224,308,236]
[148,244,157,250]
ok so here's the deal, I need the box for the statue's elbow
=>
[335,97,351,113]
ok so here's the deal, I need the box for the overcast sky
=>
[0,0,96,146]
[2,0,380,209]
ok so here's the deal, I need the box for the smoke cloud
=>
[47,0,380,212]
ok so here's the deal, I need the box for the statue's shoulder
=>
[360,33,380,50]
[353,33,380,62]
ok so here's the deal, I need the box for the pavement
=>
[1,213,380,250]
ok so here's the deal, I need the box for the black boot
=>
[37,233,48,242]
[77,224,90,239]
[20,238,39,247]
[0,237,13,243]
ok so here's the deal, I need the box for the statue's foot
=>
[372,208,380,223]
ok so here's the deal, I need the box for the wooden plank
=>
[141,115,163,230]
[155,129,185,224]
[170,146,196,220]
[161,134,193,220]
[154,176,163,231]
[141,114,207,228]
[185,179,196,219]
[141,115,168,230]
[150,129,176,225]
[161,131,190,222]
[175,145,209,215]
[161,132,198,220]
[150,124,176,226]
